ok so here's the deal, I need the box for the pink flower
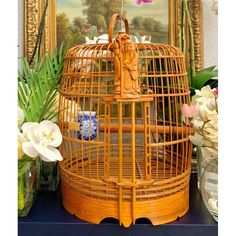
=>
[213,87,218,96]
[181,104,199,118]
[207,100,216,110]
[135,0,153,5]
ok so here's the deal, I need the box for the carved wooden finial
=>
[114,32,141,99]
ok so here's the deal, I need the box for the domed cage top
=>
[58,14,193,227]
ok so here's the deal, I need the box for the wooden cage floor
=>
[66,156,182,181]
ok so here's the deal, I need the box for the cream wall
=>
[202,0,218,67]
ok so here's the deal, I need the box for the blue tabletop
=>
[18,174,218,236]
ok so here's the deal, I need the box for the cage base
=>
[61,181,189,228]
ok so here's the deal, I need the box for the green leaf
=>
[207,79,218,89]
[34,78,44,104]
[46,56,56,79]
[191,67,218,90]
[18,74,30,99]
[18,162,30,177]
[18,156,34,177]
[22,59,32,86]
[28,96,37,121]
[52,47,58,65]
[59,41,65,62]
[198,65,217,73]
[18,37,77,123]
[18,82,28,105]
[44,108,59,122]
[39,92,58,120]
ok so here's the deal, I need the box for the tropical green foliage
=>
[18,37,76,122]
[189,65,218,95]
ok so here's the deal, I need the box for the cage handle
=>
[108,13,129,43]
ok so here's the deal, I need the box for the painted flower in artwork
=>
[135,0,153,5]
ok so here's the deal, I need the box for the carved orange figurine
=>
[114,33,140,99]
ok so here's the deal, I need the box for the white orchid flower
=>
[205,133,218,145]
[198,103,217,122]
[189,133,204,147]
[18,106,25,126]
[204,116,218,131]
[21,120,63,162]
[209,115,218,128]
[20,122,43,158]
[192,86,215,105]
[206,100,217,111]
[192,118,204,129]
[18,126,29,159]
[186,85,218,152]
[200,146,218,161]
[200,85,215,97]
[195,85,214,98]
[203,120,218,145]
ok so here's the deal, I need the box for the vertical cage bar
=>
[104,101,110,179]
[118,102,123,225]
[155,98,159,181]
[144,101,151,181]
[131,101,136,223]
[96,98,101,179]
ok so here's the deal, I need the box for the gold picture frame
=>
[23,0,56,60]
[23,0,203,70]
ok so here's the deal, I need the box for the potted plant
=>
[17,35,76,215]
[181,85,218,220]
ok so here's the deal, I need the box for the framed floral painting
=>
[56,0,174,45]
[23,0,203,70]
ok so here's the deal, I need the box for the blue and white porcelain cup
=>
[77,111,97,141]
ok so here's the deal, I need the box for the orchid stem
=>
[200,120,211,132]
[18,175,25,210]
[201,145,218,151]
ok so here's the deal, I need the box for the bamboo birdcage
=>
[58,14,193,227]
